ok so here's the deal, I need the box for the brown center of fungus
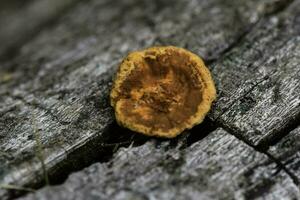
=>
[110,46,216,138]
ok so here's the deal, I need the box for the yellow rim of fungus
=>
[110,46,216,138]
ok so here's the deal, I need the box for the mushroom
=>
[110,46,216,138]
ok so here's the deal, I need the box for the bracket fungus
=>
[110,46,216,138]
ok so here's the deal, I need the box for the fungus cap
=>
[110,46,216,138]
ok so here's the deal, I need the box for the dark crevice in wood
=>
[262,0,295,16]
[262,151,300,186]
[243,178,276,200]
[46,119,217,186]
[259,112,300,147]
[186,118,217,147]
[6,121,149,199]
[152,119,218,151]
[10,118,217,199]
[211,81,300,186]
[217,122,300,187]
[47,121,149,185]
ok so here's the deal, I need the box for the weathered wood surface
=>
[209,0,300,147]
[20,129,300,200]
[268,126,300,181]
[0,0,299,199]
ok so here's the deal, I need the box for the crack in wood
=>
[218,123,300,188]
[214,76,270,121]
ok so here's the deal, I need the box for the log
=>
[0,0,299,199]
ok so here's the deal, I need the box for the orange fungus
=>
[110,46,216,138]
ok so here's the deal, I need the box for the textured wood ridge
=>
[0,0,299,199]
[209,1,300,146]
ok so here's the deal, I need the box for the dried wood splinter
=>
[110,46,216,138]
